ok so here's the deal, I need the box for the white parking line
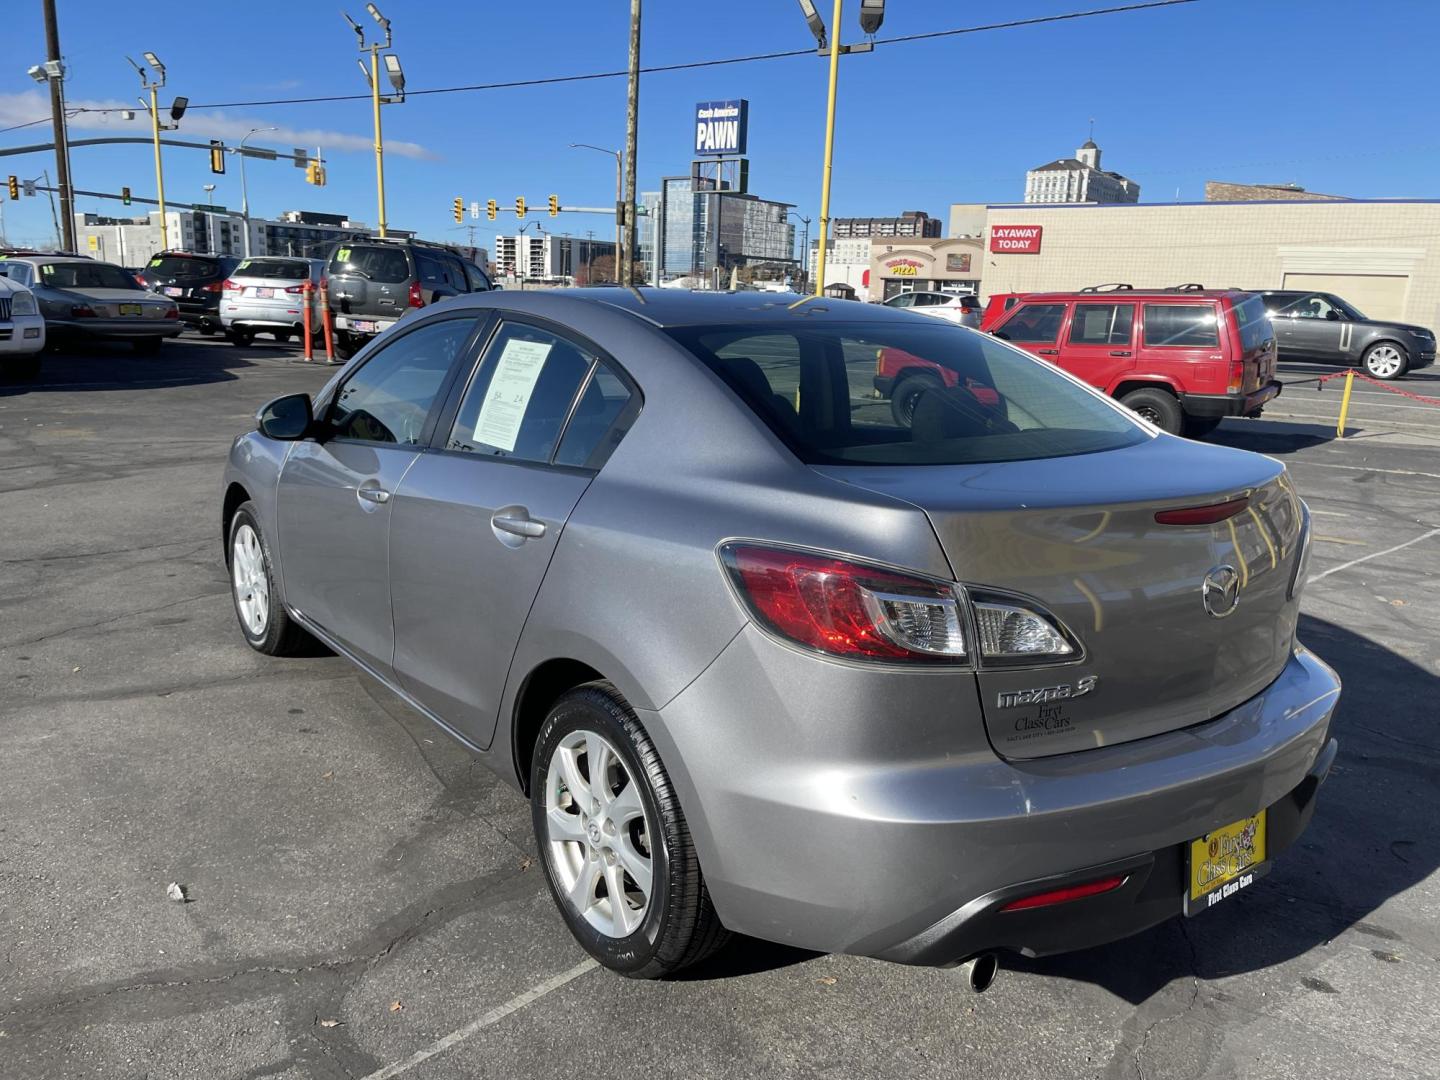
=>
[1291,461,1440,480]
[1308,526,1440,584]
[358,959,598,1079]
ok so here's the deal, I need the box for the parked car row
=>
[873,281,1433,438]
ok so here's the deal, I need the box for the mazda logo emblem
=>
[1202,565,1241,619]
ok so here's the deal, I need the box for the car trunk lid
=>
[814,437,1304,759]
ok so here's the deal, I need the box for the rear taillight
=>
[407,281,424,308]
[203,281,224,293]
[222,279,241,292]
[71,304,96,318]
[284,285,305,294]
[163,306,179,319]
[1154,497,1249,526]
[968,594,1075,660]
[999,875,1128,912]
[720,543,966,662]
[1227,359,1244,394]
[132,274,146,287]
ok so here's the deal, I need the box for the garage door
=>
[1281,273,1409,322]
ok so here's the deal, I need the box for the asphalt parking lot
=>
[2,336,1438,1080]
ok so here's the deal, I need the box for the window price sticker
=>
[474,337,552,452]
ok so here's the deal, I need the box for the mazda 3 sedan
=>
[221,290,1340,981]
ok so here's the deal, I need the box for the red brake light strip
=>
[999,875,1128,912]
[1154,497,1249,526]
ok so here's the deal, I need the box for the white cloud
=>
[0,90,434,159]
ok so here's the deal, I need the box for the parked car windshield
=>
[39,261,141,290]
[328,245,409,284]
[148,255,219,278]
[235,258,311,280]
[668,321,1147,465]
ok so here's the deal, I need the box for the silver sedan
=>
[221,290,1340,983]
[0,256,180,353]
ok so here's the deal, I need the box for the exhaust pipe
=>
[957,952,999,994]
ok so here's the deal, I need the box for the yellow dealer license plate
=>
[119,303,143,316]
[1186,809,1266,915]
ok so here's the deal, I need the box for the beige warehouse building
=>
[969,200,1440,328]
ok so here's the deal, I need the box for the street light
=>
[344,6,402,237]
[569,143,623,269]
[857,0,885,34]
[128,52,178,250]
[238,126,277,258]
[795,0,828,49]
[27,57,75,251]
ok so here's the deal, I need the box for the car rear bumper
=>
[642,629,1340,964]
[48,319,182,341]
[1180,380,1282,418]
[332,314,399,337]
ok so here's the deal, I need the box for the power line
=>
[51,1,1199,117]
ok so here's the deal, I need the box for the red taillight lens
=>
[408,281,424,308]
[284,285,305,294]
[71,304,96,318]
[1227,359,1244,394]
[222,279,241,292]
[999,875,1128,913]
[1154,497,1249,526]
[203,280,224,293]
[720,543,966,662]
[163,307,179,319]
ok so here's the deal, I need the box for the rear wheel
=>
[273,330,293,343]
[1182,415,1223,439]
[1362,342,1407,380]
[889,372,945,428]
[227,329,254,347]
[531,682,729,978]
[332,334,356,361]
[227,502,315,656]
[1120,387,1183,435]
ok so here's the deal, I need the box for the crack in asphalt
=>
[0,536,212,566]
[1,589,230,649]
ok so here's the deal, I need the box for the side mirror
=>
[256,393,313,440]
[1325,310,1341,321]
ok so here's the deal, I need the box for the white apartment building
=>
[1024,140,1140,205]
[808,235,872,294]
[493,233,617,284]
[74,209,395,265]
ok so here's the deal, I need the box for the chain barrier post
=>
[1335,369,1355,438]
[320,278,336,364]
[302,280,314,362]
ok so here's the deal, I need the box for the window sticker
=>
[474,338,553,452]
[149,257,163,267]
[335,247,351,263]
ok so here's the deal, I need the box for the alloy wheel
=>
[231,524,270,636]
[1365,345,1404,379]
[544,729,654,939]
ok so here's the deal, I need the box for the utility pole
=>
[345,7,405,240]
[814,0,844,296]
[41,0,76,251]
[621,0,641,286]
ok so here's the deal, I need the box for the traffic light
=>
[453,197,464,224]
[209,140,225,174]
[486,199,497,221]
[547,194,559,218]
[515,196,526,219]
[6,175,17,201]
[305,161,326,187]
[121,186,132,206]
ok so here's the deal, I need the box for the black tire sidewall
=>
[890,373,944,427]
[226,503,284,653]
[531,688,676,976]
[1122,388,1183,434]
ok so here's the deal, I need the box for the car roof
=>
[452,288,934,330]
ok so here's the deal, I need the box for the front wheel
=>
[1119,387,1183,435]
[531,683,729,978]
[227,502,315,656]
[1362,342,1408,380]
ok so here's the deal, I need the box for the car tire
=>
[1362,342,1408,380]
[227,329,254,347]
[1182,415,1222,439]
[273,330,292,343]
[531,682,730,979]
[332,335,356,361]
[1120,387,1183,435]
[130,338,162,356]
[889,372,946,428]
[197,325,217,337]
[227,502,315,657]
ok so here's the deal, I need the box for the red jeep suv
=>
[878,285,1281,438]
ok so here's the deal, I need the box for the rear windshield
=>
[667,321,1147,466]
[148,255,219,278]
[40,262,140,290]
[1231,295,1272,352]
[328,245,409,284]
[235,259,311,280]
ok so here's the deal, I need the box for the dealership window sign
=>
[885,257,924,277]
[695,99,749,157]
[990,225,1043,254]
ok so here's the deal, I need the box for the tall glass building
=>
[653,175,795,284]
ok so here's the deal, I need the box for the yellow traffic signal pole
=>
[370,44,387,238]
[812,0,844,297]
[148,83,168,250]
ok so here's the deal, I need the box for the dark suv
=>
[1257,290,1435,380]
[325,239,493,358]
[140,252,241,335]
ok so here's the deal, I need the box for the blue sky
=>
[2,0,1436,253]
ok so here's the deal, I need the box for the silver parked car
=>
[0,256,180,353]
[220,256,326,345]
[222,290,1340,982]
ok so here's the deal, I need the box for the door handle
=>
[492,510,546,539]
[1038,349,1059,356]
[357,486,390,504]
[1109,350,1132,357]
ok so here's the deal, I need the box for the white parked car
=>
[883,290,982,328]
[0,272,46,381]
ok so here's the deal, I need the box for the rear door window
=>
[1068,303,1134,346]
[463,262,492,292]
[415,251,449,289]
[235,259,310,280]
[1142,304,1219,347]
[328,245,409,284]
[995,303,1067,343]
[1231,295,1272,352]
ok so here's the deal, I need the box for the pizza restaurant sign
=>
[990,225,1043,254]
[884,257,925,277]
